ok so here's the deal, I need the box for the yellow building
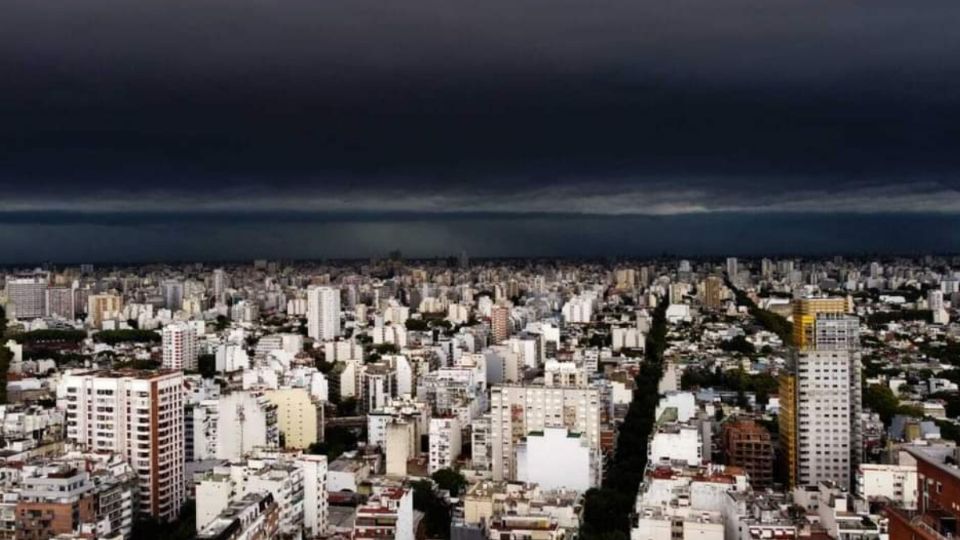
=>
[87,293,122,329]
[778,371,797,488]
[791,297,851,349]
[265,388,324,449]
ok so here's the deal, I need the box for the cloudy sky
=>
[2,0,959,262]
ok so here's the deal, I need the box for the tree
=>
[214,315,230,332]
[405,318,430,331]
[431,468,467,497]
[412,480,451,539]
[307,426,359,461]
[719,335,755,355]
[198,354,216,378]
[581,299,667,540]
[131,500,196,540]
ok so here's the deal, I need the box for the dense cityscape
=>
[0,255,957,540]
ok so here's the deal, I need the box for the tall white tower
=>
[307,286,341,341]
[162,322,198,371]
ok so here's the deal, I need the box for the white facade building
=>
[307,286,341,341]
[796,350,855,489]
[428,417,462,474]
[59,369,185,521]
[162,322,198,371]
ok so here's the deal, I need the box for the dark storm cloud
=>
[2,0,959,211]
[1,0,960,260]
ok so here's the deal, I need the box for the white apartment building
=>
[307,286,341,341]
[59,369,185,521]
[561,296,593,324]
[324,339,364,362]
[215,391,280,460]
[300,454,330,538]
[796,350,855,489]
[215,341,250,373]
[490,384,602,481]
[162,322,198,371]
[429,416,462,474]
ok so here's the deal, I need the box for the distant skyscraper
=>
[213,268,227,303]
[162,322,198,371]
[307,286,341,341]
[760,258,774,278]
[725,257,738,283]
[491,306,510,344]
[45,286,76,320]
[161,279,184,311]
[5,275,47,319]
[87,293,122,329]
[702,276,724,311]
[929,290,950,325]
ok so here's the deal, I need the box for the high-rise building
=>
[781,304,862,489]
[490,384,602,481]
[5,275,47,319]
[930,289,951,324]
[161,279,184,311]
[725,257,738,281]
[791,297,851,349]
[45,286,76,320]
[307,286,341,341]
[212,268,227,303]
[162,322,198,371]
[701,276,725,311]
[791,350,857,489]
[60,370,185,521]
[87,293,123,329]
[760,258,774,278]
[491,306,510,344]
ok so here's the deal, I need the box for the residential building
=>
[490,384,602,481]
[162,322,198,371]
[87,294,123,329]
[59,370,185,521]
[5,276,47,320]
[265,387,324,449]
[307,286,340,342]
[429,416,462,474]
